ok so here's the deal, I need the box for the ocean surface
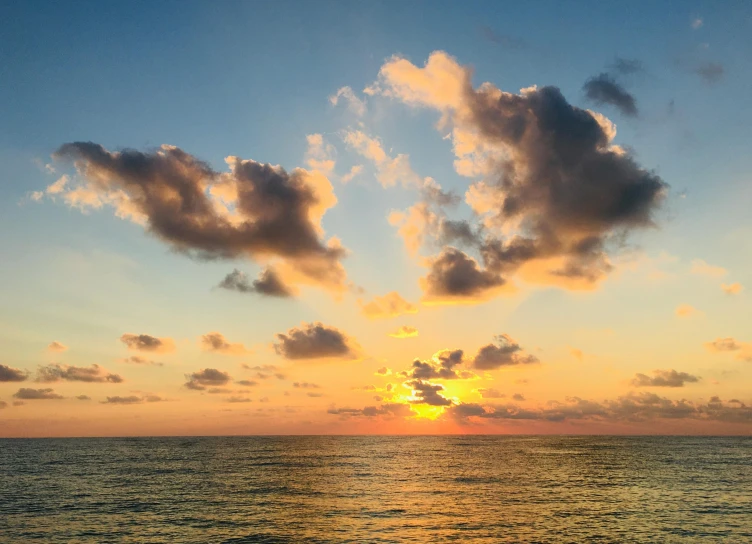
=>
[1,436,750,543]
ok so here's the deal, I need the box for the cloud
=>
[512,393,525,401]
[343,130,424,188]
[721,283,743,295]
[36,364,123,383]
[570,347,584,361]
[76,395,91,401]
[448,394,752,425]
[694,62,724,83]
[184,368,232,391]
[293,382,321,389]
[631,369,701,387]
[610,58,644,75]
[388,326,419,339]
[691,18,703,29]
[274,322,359,360]
[51,142,348,292]
[583,73,638,117]
[705,337,752,363]
[403,349,474,380]
[420,247,507,303]
[217,267,294,298]
[47,341,68,353]
[690,259,726,277]
[340,165,363,184]
[329,86,366,116]
[472,334,539,370]
[304,133,336,176]
[0,401,6,409]
[369,51,667,294]
[328,403,415,418]
[375,367,392,376]
[226,396,253,403]
[479,26,527,50]
[675,304,700,318]
[307,392,324,398]
[101,395,164,404]
[236,380,258,387]
[359,291,417,319]
[13,388,64,400]
[30,174,69,202]
[199,332,249,355]
[406,379,454,406]
[476,388,505,399]
[120,333,175,353]
[120,356,163,367]
[0,364,29,382]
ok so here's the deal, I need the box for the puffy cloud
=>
[184,368,232,391]
[340,165,363,184]
[406,379,454,406]
[120,333,175,353]
[721,283,743,295]
[47,341,68,352]
[328,403,415,418]
[375,367,392,376]
[705,337,752,363]
[631,369,701,388]
[217,267,293,298]
[343,130,426,188]
[293,382,321,389]
[119,356,163,367]
[403,349,474,380]
[583,73,638,117]
[675,304,700,318]
[36,364,123,383]
[370,51,667,294]
[448,394,752,425]
[199,332,249,355]
[359,291,417,319]
[388,326,419,339]
[690,259,726,277]
[329,86,366,116]
[274,322,359,360]
[0,364,29,382]
[51,142,348,292]
[13,388,64,400]
[304,133,336,176]
[420,247,507,303]
[76,395,91,401]
[101,395,164,404]
[472,334,539,370]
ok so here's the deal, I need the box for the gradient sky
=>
[1,0,751,437]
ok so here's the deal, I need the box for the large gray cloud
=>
[36,364,123,384]
[13,388,64,400]
[406,379,454,406]
[184,368,232,391]
[217,268,293,298]
[583,73,638,117]
[472,335,539,370]
[274,322,357,360]
[0,364,29,382]
[631,369,700,388]
[53,143,346,290]
[403,349,474,380]
[422,247,505,298]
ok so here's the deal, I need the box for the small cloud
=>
[47,341,68,353]
[569,347,584,361]
[185,368,232,391]
[694,62,724,84]
[375,366,392,376]
[13,388,64,400]
[120,333,175,353]
[705,337,752,362]
[631,369,700,387]
[99,395,163,405]
[675,304,700,318]
[472,334,539,370]
[610,57,644,76]
[476,388,505,399]
[36,364,123,383]
[388,325,419,339]
[293,382,321,389]
[226,396,253,403]
[76,395,91,401]
[329,86,366,116]
[236,380,258,387]
[360,292,418,319]
[217,268,293,298]
[307,392,324,398]
[512,393,525,401]
[119,356,163,367]
[583,73,638,117]
[199,332,249,355]
[274,322,359,360]
[721,283,743,295]
[340,165,363,184]
[0,364,29,382]
[691,18,703,29]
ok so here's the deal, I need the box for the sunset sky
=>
[1,0,751,436]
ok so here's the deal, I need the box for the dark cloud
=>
[0,364,29,382]
[694,62,724,84]
[293,382,321,389]
[218,267,293,298]
[448,393,752,425]
[236,380,258,387]
[36,364,123,383]
[405,349,474,380]
[184,368,232,391]
[422,247,505,299]
[120,356,163,366]
[120,333,173,352]
[53,142,346,290]
[226,396,252,403]
[13,388,64,400]
[407,380,454,406]
[631,369,700,387]
[199,332,248,355]
[76,395,91,401]
[583,73,638,117]
[274,322,357,360]
[439,219,480,247]
[512,393,525,401]
[610,57,644,75]
[472,335,539,370]
[101,394,165,404]
[328,403,415,418]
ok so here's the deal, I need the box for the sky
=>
[1,0,751,437]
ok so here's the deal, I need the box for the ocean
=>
[1,436,750,543]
